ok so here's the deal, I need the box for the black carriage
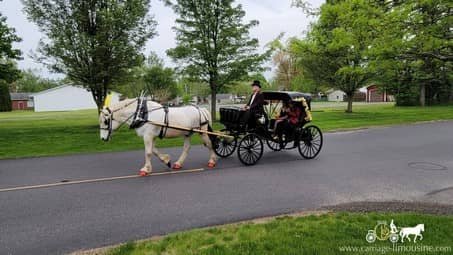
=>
[213,91,323,166]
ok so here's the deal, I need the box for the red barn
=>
[366,85,393,102]
[10,93,33,110]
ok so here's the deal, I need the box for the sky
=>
[0,0,324,80]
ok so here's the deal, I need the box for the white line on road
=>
[0,168,205,193]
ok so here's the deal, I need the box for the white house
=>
[207,93,234,105]
[31,85,121,112]
[327,89,346,102]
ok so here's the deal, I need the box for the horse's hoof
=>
[139,170,149,177]
[207,162,216,168]
[166,161,172,168]
[172,163,182,170]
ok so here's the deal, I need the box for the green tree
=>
[292,0,383,112]
[268,34,300,91]
[0,80,11,111]
[12,69,60,92]
[229,73,270,97]
[144,65,178,102]
[165,0,269,120]
[177,78,210,102]
[0,5,22,111]
[114,65,147,98]
[22,0,157,110]
[370,0,452,106]
[115,52,178,100]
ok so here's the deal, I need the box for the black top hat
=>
[251,80,261,88]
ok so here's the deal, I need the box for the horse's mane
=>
[110,98,162,111]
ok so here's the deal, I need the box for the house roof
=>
[216,93,232,100]
[31,84,121,97]
[31,84,71,96]
[326,89,345,94]
[10,92,32,101]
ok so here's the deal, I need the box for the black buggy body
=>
[215,91,323,166]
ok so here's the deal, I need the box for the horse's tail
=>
[207,124,217,146]
[199,107,216,146]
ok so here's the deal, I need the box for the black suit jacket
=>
[247,92,264,114]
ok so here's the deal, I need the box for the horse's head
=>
[419,224,425,232]
[99,106,115,141]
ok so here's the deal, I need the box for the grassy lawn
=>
[104,212,453,255]
[0,104,452,159]
[313,104,453,131]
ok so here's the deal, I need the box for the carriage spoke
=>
[248,152,256,162]
[298,126,323,159]
[304,144,311,155]
[238,134,263,166]
[242,151,251,163]
[309,146,315,156]
[247,151,255,163]
[311,141,320,148]
[214,135,237,158]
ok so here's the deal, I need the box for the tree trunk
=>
[345,93,353,113]
[0,81,12,112]
[450,84,453,102]
[419,83,426,107]
[210,88,217,121]
[91,88,105,113]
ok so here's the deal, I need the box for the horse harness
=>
[126,97,210,139]
[154,103,210,139]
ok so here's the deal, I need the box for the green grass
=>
[0,109,224,159]
[105,212,453,255]
[0,104,452,159]
[313,104,453,131]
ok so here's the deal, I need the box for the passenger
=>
[274,101,301,143]
[273,101,290,136]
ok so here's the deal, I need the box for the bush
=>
[182,94,191,104]
[0,81,12,112]
[395,84,419,106]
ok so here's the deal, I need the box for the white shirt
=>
[249,92,257,106]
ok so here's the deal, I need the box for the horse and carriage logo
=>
[366,219,425,244]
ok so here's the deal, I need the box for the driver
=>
[243,80,264,128]
[244,80,264,114]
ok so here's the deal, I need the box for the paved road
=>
[1,121,453,255]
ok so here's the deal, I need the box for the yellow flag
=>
[103,93,112,107]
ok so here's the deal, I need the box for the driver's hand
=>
[243,105,249,110]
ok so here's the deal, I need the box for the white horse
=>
[99,98,217,176]
[400,224,424,243]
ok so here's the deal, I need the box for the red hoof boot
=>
[172,163,182,170]
[139,170,149,177]
[207,162,216,168]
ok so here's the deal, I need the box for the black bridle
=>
[100,99,138,141]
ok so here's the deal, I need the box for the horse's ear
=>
[104,93,112,107]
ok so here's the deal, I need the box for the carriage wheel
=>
[237,134,263,166]
[266,138,281,151]
[214,134,237,158]
[298,125,323,159]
